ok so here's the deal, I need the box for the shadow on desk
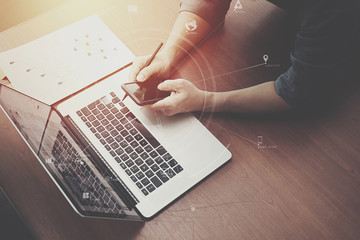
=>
[0,188,34,240]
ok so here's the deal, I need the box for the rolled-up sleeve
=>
[275,0,360,108]
[180,0,232,27]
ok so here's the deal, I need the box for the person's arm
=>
[150,79,291,116]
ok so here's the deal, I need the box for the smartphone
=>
[121,80,171,106]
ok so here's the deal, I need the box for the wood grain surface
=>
[0,0,359,239]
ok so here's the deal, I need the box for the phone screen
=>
[122,81,170,106]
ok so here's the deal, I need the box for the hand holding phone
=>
[121,79,171,106]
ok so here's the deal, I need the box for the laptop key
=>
[81,107,91,116]
[165,168,176,178]
[115,148,124,155]
[120,141,128,148]
[163,153,172,161]
[135,146,144,154]
[112,96,120,103]
[125,169,132,176]
[154,157,163,164]
[130,152,138,160]
[140,164,149,172]
[141,188,149,196]
[135,158,143,166]
[88,115,96,122]
[160,162,169,171]
[101,131,110,138]
[168,159,178,167]
[156,170,169,183]
[145,170,154,178]
[141,178,150,186]
[124,146,133,154]
[173,165,183,174]
[156,146,166,155]
[125,160,134,168]
[150,176,162,188]
[145,159,154,166]
[125,112,136,121]
[115,135,123,142]
[116,124,124,131]
[120,163,126,169]
[111,108,119,114]
[150,164,159,172]
[139,140,147,146]
[144,145,152,152]
[121,107,129,114]
[92,120,100,127]
[134,134,142,141]
[106,114,115,121]
[131,165,140,174]
[125,135,134,142]
[146,184,156,193]
[76,111,82,116]
[111,119,119,126]
[150,151,158,158]
[120,154,129,161]
[110,129,118,137]
[115,112,123,119]
[96,114,105,121]
[135,171,144,180]
[102,108,110,115]
[92,108,100,115]
[140,152,149,160]
[130,175,137,182]
[105,124,114,131]
[130,141,139,148]
[136,182,142,189]
[129,128,138,135]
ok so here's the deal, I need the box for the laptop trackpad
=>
[140,107,192,138]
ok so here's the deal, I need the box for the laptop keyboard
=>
[51,131,123,214]
[76,92,183,196]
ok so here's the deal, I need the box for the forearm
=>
[203,81,291,113]
[162,11,211,65]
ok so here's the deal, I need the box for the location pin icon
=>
[263,54,269,64]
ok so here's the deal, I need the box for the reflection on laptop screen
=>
[0,85,140,219]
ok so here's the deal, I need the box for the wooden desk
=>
[0,0,359,239]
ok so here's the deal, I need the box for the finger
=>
[136,64,159,82]
[128,57,147,82]
[150,96,176,111]
[158,79,186,92]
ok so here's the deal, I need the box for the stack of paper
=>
[0,15,134,104]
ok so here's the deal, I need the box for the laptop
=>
[0,66,231,220]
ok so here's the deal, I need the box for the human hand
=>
[128,52,174,83]
[150,79,209,116]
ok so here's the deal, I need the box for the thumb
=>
[158,79,185,92]
[136,65,159,82]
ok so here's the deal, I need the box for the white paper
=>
[0,15,134,104]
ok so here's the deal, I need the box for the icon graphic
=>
[258,136,263,145]
[185,19,198,32]
[190,205,196,212]
[128,5,138,12]
[83,192,89,199]
[263,54,269,64]
[234,0,243,10]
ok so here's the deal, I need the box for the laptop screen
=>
[0,85,140,219]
